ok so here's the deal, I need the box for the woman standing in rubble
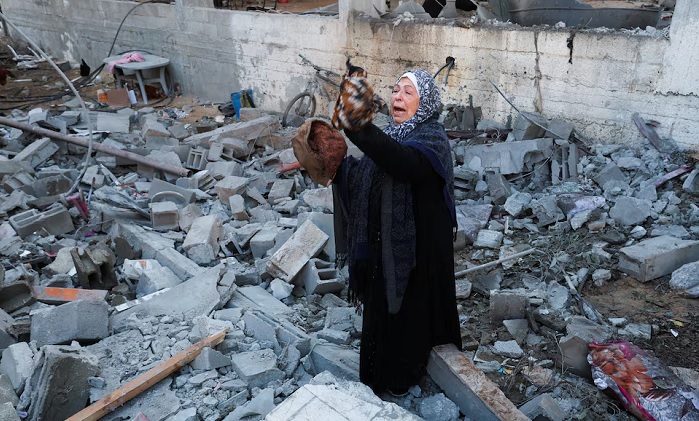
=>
[333,69,462,395]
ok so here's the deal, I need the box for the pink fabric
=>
[108,52,145,74]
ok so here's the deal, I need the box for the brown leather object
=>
[291,119,347,187]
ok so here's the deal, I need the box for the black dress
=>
[340,123,462,394]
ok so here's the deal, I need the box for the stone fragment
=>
[473,229,503,249]
[230,349,283,389]
[191,347,232,371]
[0,282,36,313]
[309,344,360,381]
[490,290,527,323]
[618,236,699,282]
[151,201,180,231]
[266,220,328,282]
[609,197,651,226]
[182,215,223,264]
[0,342,34,393]
[518,393,565,421]
[0,402,19,421]
[419,393,460,421]
[12,138,60,168]
[670,261,699,298]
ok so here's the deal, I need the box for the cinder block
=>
[619,236,699,283]
[207,142,224,161]
[215,176,249,207]
[2,171,36,193]
[229,195,249,221]
[30,300,110,347]
[249,228,279,259]
[25,345,99,421]
[266,220,329,282]
[179,203,203,231]
[268,179,295,203]
[182,215,223,264]
[427,344,529,421]
[0,342,34,393]
[186,147,209,170]
[230,349,284,389]
[151,201,180,231]
[155,247,205,280]
[298,258,343,295]
[297,212,335,261]
[12,138,59,168]
[96,112,130,133]
[0,282,36,314]
[473,229,503,249]
[8,203,74,238]
[490,289,528,323]
[206,160,243,179]
[71,244,117,290]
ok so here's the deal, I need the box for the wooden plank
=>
[32,286,108,305]
[427,344,529,421]
[66,328,228,421]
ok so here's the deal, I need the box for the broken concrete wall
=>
[3,0,699,148]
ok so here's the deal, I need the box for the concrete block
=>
[297,212,335,261]
[185,115,280,146]
[0,402,19,421]
[190,347,231,370]
[26,174,71,198]
[230,349,283,389]
[25,345,99,421]
[179,203,203,231]
[138,151,184,182]
[146,135,179,150]
[301,188,333,212]
[463,138,553,176]
[609,196,651,226]
[317,328,351,345]
[512,111,548,141]
[229,194,249,221]
[182,215,223,264]
[149,178,196,205]
[81,164,105,188]
[0,342,34,394]
[206,160,243,179]
[473,229,503,249]
[266,220,329,282]
[241,309,311,357]
[136,261,183,297]
[191,170,217,191]
[594,162,627,190]
[0,309,16,352]
[309,343,359,381]
[518,393,565,421]
[8,203,74,238]
[503,192,532,218]
[427,344,529,421]
[96,112,130,133]
[619,235,699,282]
[0,161,34,177]
[215,175,249,207]
[186,147,209,170]
[249,228,280,259]
[31,300,110,347]
[268,179,295,203]
[12,138,60,169]
[71,244,117,290]
[207,142,224,161]
[151,201,180,230]
[0,373,18,408]
[490,289,528,323]
[111,265,223,331]
[2,170,36,193]
[142,118,170,138]
[267,379,421,421]
[155,247,204,280]
[485,172,512,205]
[0,282,36,313]
[558,335,592,378]
[530,195,565,227]
[298,258,343,295]
[168,122,190,140]
[228,286,293,319]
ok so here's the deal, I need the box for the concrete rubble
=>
[0,102,698,421]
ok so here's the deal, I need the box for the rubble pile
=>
[0,101,697,421]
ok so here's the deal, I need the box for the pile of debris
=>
[0,94,698,421]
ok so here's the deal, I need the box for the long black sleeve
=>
[344,124,436,182]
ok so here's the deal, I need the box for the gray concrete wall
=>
[2,0,699,149]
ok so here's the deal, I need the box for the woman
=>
[333,69,462,395]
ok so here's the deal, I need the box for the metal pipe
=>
[0,116,189,177]
[454,248,538,277]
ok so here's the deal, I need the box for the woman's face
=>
[390,77,420,125]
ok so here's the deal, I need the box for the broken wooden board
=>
[427,343,529,421]
[65,328,228,421]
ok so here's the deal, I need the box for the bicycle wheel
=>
[282,92,316,127]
